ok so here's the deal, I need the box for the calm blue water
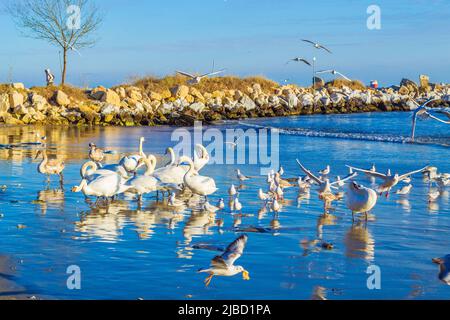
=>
[0,111,449,300]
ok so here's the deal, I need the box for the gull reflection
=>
[395,198,411,213]
[297,191,310,208]
[316,213,337,240]
[344,222,375,262]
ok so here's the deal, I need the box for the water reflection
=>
[0,118,449,299]
[35,188,65,215]
[344,223,375,262]
[74,200,187,242]
[75,201,130,242]
[0,125,143,164]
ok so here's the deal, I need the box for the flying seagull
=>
[346,165,429,197]
[316,69,351,81]
[410,98,449,141]
[176,69,226,85]
[198,234,250,286]
[301,39,332,54]
[287,57,311,66]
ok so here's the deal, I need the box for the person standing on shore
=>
[45,69,55,86]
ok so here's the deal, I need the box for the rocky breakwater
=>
[1,78,449,126]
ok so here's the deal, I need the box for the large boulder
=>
[12,83,25,90]
[0,94,9,113]
[9,91,24,109]
[188,102,206,113]
[240,95,257,111]
[91,86,121,106]
[252,83,263,95]
[149,91,163,101]
[286,93,298,108]
[127,88,142,101]
[189,87,204,101]
[55,90,70,106]
[400,78,419,95]
[301,93,314,107]
[170,85,189,99]
[31,94,48,111]
[313,77,325,89]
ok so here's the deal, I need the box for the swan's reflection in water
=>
[75,200,187,242]
[311,285,327,300]
[75,201,130,242]
[36,188,65,215]
[344,223,375,262]
[183,211,215,244]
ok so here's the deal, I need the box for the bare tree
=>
[5,0,103,85]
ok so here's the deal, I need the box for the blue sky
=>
[1,0,450,87]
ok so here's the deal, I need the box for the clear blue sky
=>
[1,0,450,88]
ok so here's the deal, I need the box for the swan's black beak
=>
[352,181,361,190]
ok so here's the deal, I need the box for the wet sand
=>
[0,255,41,300]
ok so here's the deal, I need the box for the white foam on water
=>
[238,121,450,147]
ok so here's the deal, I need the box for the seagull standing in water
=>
[198,234,250,287]
[236,169,250,182]
[176,69,226,85]
[346,181,378,222]
[301,39,332,53]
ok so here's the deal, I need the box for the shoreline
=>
[0,255,43,300]
[1,77,449,127]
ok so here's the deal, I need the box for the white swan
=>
[152,147,191,186]
[346,181,378,221]
[119,137,146,173]
[72,172,131,202]
[193,144,209,172]
[179,156,217,199]
[80,161,129,183]
[125,155,160,202]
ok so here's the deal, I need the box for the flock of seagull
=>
[288,39,352,82]
[30,135,450,286]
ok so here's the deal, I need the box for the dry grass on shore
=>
[325,78,367,90]
[1,83,90,102]
[30,85,90,102]
[123,74,280,94]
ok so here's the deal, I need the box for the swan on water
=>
[178,156,218,200]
